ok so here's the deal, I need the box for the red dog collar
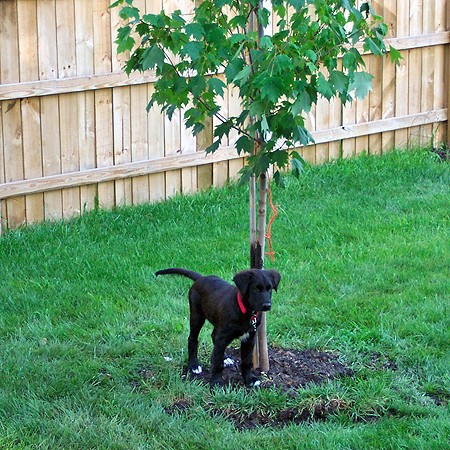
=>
[237,291,247,314]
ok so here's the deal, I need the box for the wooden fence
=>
[0,0,449,233]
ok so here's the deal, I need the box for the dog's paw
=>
[190,366,203,375]
[223,357,236,368]
[245,375,261,388]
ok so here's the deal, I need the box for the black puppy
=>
[155,268,281,388]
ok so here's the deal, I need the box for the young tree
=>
[111,0,400,371]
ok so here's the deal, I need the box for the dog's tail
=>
[155,268,202,282]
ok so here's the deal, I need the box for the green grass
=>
[0,149,449,449]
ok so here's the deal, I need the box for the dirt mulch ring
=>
[177,346,355,430]
[130,346,402,430]
[185,346,354,394]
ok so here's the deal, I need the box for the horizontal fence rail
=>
[0,0,449,233]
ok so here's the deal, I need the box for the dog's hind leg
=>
[212,327,235,368]
[210,329,236,388]
[188,290,205,375]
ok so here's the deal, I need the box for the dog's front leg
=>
[240,334,260,387]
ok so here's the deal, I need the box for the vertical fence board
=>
[131,84,151,204]
[41,95,63,221]
[197,117,213,190]
[56,0,81,218]
[0,102,5,233]
[164,111,182,198]
[315,97,329,164]
[75,0,97,212]
[163,0,183,198]
[181,103,198,194]
[368,53,383,155]
[1,1,26,228]
[179,0,198,193]
[355,76,370,154]
[327,96,342,161]
[421,0,435,146]
[433,0,447,144]
[342,98,357,158]
[18,0,44,223]
[110,4,132,207]
[408,0,424,146]
[394,0,410,149]
[112,86,132,206]
[381,0,396,153]
[148,83,166,202]
[146,0,166,202]
[94,0,115,209]
[37,0,62,220]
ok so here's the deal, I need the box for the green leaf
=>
[208,77,227,97]
[180,41,204,61]
[329,70,348,94]
[116,26,135,53]
[272,54,293,74]
[317,73,333,100]
[360,2,371,18]
[185,23,204,39]
[142,13,164,27]
[261,77,284,103]
[205,139,220,154]
[260,36,273,50]
[224,58,245,83]
[271,150,290,168]
[233,65,252,85]
[261,115,269,134]
[305,49,317,63]
[364,37,382,56]
[119,6,140,20]
[350,71,374,99]
[236,136,254,155]
[291,150,306,177]
[237,166,252,186]
[214,120,234,139]
[142,46,165,70]
[273,170,286,188]
[342,51,357,70]
[389,45,403,65]
[291,91,311,115]
[294,126,314,146]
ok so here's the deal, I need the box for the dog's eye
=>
[255,285,264,292]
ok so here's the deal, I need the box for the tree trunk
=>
[250,170,269,372]
[249,0,271,373]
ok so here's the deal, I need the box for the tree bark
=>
[249,170,269,372]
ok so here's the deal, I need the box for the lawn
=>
[0,149,448,449]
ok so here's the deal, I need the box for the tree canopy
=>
[112,0,400,182]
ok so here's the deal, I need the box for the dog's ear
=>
[233,271,252,296]
[266,270,281,292]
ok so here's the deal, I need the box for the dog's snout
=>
[262,303,272,311]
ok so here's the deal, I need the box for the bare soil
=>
[185,346,354,394]
[180,346,355,430]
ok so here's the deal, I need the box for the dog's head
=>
[233,269,281,312]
